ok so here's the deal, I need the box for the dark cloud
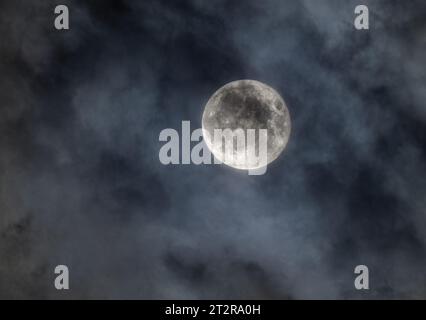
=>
[0,0,425,299]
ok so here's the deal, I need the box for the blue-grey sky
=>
[0,0,425,299]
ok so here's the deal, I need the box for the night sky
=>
[1,0,426,299]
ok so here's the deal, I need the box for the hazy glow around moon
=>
[202,80,291,170]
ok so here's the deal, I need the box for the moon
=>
[202,80,291,170]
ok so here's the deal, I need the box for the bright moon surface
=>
[202,80,291,170]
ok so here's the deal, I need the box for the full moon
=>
[202,80,291,170]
